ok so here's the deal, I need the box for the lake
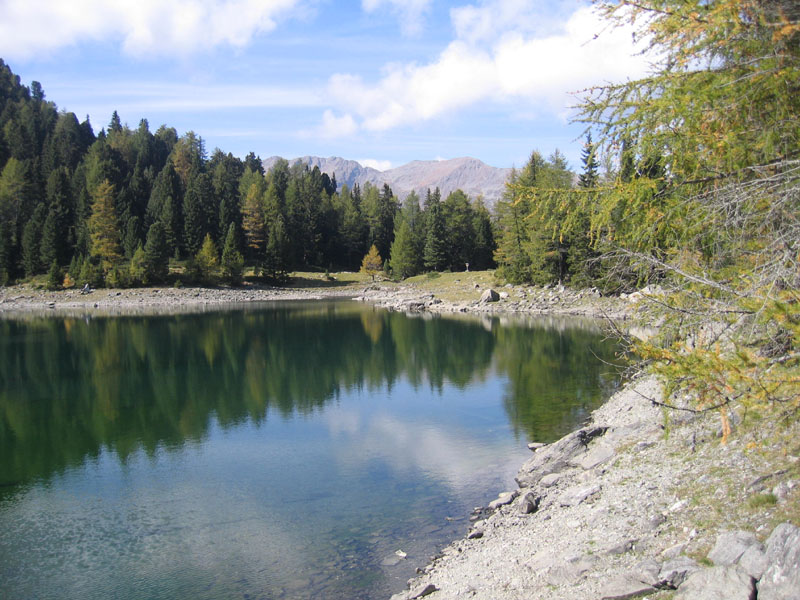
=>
[0,301,620,599]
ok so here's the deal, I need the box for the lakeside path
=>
[2,273,798,599]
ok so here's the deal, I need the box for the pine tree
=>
[389,219,418,279]
[221,223,244,285]
[262,184,290,282]
[21,204,46,276]
[45,259,61,290]
[578,133,599,189]
[423,191,448,272]
[143,221,169,282]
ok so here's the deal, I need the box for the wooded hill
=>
[0,59,500,287]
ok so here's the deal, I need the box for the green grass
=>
[748,493,778,509]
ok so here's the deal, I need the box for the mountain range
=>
[262,156,512,208]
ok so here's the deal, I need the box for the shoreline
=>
[0,276,636,321]
[2,279,796,598]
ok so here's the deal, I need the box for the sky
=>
[0,0,649,171]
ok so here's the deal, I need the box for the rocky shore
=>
[354,282,636,321]
[0,282,357,316]
[1,279,797,599]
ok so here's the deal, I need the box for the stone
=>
[757,522,800,600]
[518,491,540,514]
[467,529,483,540]
[708,531,762,567]
[539,473,562,487]
[738,544,768,580]
[488,491,516,510]
[675,566,756,600]
[499,291,510,299]
[560,484,601,507]
[658,556,701,589]
[409,583,438,598]
[600,574,656,599]
[571,442,615,470]
[660,542,687,560]
[527,442,547,451]
[606,538,638,555]
[479,289,499,303]
[634,558,662,587]
[633,441,655,452]
[390,582,439,600]
[516,426,608,487]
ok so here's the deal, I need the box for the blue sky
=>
[0,0,647,170]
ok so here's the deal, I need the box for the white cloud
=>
[0,0,304,58]
[357,158,393,171]
[361,0,432,36]
[319,109,358,138]
[325,2,648,135]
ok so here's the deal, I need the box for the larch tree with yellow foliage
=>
[88,179,122,273]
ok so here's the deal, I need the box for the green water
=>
[0,301,621,599]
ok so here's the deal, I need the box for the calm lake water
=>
[0,301,620,599]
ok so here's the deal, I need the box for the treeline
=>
[0,59,496,288]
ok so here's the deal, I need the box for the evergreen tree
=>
[442,189,475,271]
[39,167,73,267]
[21,204,46,276]
[471,198,495,270]
[143,221,169,282]
[578,133,599,189]
[221,223,244,285]
[423,189,448,272]
[389,219,418,279]
[45,259,61,290]
[183,170,206,255]
[263,214,290,283]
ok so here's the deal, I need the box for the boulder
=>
[708,531,763,568]
[738,544,769,580]
[658,556,702,589]
[479,289,499,303]
[488,491,517,510]
[757,522,800,600]
[518,491,541,514]
[539,473,562,487]
[516,426,608,487]
[600,574,656,600]
[570,442,615,470]
[675,566,756,600]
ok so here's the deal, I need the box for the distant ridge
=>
[262,156,512,208]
